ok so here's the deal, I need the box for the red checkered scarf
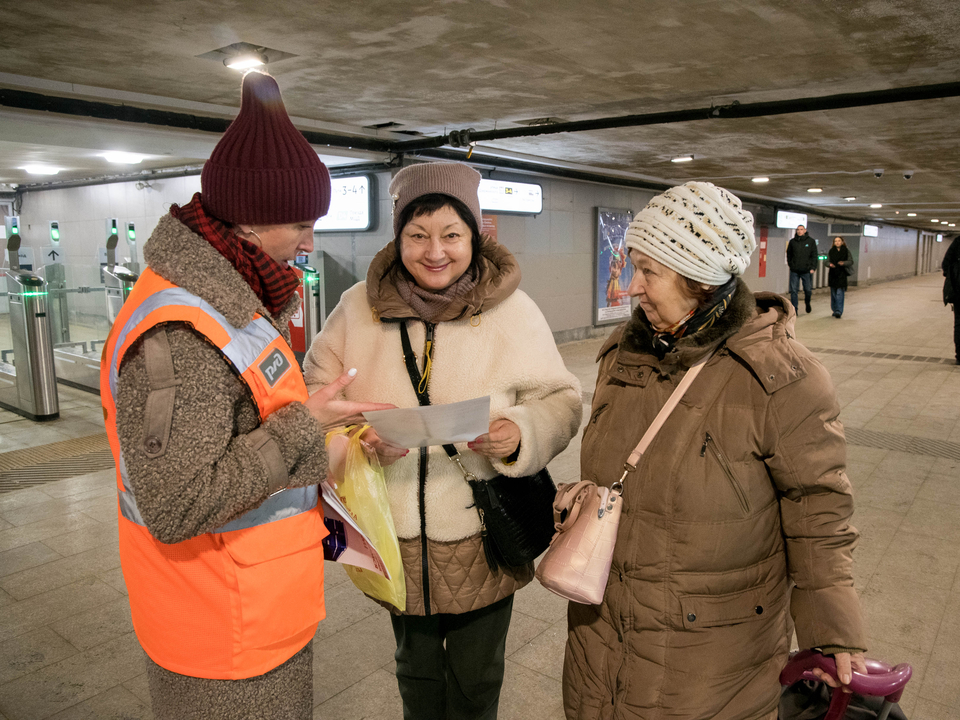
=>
[170,193,300,316]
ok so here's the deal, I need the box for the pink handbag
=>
[535,354,710,604]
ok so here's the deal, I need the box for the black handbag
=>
[399,321,555,571]
[447,448,556,571]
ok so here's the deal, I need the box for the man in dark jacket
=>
[787,225,819,313]
[943,235,960,364]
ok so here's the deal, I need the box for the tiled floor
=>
[0,273,957,719]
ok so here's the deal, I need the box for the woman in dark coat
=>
[827,236,852,318]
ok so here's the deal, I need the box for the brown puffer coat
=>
[563,281,865,720]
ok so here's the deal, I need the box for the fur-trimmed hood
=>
[598,280,803,388]
[365,234,521,322]
[143,214,300,338]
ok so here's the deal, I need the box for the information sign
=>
[478,179,543,214]
[315,176,373,232]
[776,210,808,229]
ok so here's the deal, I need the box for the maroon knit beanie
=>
[201,71,331,225]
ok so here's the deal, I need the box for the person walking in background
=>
[943,234,960,364]
[101,71,392,720]
[787,224,819,313]
[303,162,582,720]
[827,236,852,318]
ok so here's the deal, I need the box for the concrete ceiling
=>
[1,0,959,231]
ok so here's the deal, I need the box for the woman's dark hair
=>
[678,275,720,309]
[388,193,483,282]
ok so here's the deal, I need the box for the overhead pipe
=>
[393,80,960,152]
[3,81,960,158]
[0,87,396,153]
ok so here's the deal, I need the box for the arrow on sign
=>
[47,250,59,261]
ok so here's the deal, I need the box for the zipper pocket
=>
[700,432,750,513]
[589,403,609,425]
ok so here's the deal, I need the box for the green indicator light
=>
[51,228,60,240]
[20,291,49,297]
[127,229,136,241]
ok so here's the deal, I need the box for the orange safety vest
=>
[101,268,327,680]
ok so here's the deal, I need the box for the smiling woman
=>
[303,161,583,720]
[398,199,476,291]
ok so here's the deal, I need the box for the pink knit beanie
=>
[389,163,483,235]
[201,71,331,225]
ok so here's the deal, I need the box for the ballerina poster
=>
[594,207,634,325]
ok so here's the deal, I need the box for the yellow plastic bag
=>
[324,426,406,611]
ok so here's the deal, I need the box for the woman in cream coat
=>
[304,162,582,720]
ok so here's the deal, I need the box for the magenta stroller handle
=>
[780,650,913,720]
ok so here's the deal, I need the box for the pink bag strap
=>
[551,480,594,530]
[613,352,713,494]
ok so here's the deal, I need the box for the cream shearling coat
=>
[303,280,582,542]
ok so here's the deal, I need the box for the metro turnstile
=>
[103,233,139,323]
[0,233,60,420]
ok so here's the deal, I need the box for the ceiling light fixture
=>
[225,52,267,70]
[844,196,856,201]
[907,213,917,217]
[670,155,694,163]
[807,187,823,193]
[932,219,940,222]
[751,177,769,183]
[869,203,882,208]
[101,152,146,164]
[951,223,956,227]
[943,221,949,225]
[21,164,61,175]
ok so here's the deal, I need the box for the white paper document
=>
[362,396,491,448]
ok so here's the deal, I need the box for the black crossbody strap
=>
[398,322,458,458]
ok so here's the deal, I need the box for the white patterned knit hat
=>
[624,182,756,285]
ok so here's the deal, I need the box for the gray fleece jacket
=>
[115,213,327,544]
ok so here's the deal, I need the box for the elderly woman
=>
[304,161,582,719]
[102,71,390,720]
[563,182,866,720]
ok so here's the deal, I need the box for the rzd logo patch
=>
[259,349,291,387]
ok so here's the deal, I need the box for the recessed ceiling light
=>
[869,203,882,208]
[225,52,266,70]
[751,177,769,183]
[844,196,856,201]
[943,221,950,225]
[101,152,146,164]
[951,224,956,227]
[932,219,940,222]
[907,213,917,217]
[20,164,61,175]
[670,155,694,163]
[807,187,823,193]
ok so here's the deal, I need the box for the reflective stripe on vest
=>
[100,268,326,680]
[106,281,313,533]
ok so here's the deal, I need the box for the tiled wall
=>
[7,170,941,337]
